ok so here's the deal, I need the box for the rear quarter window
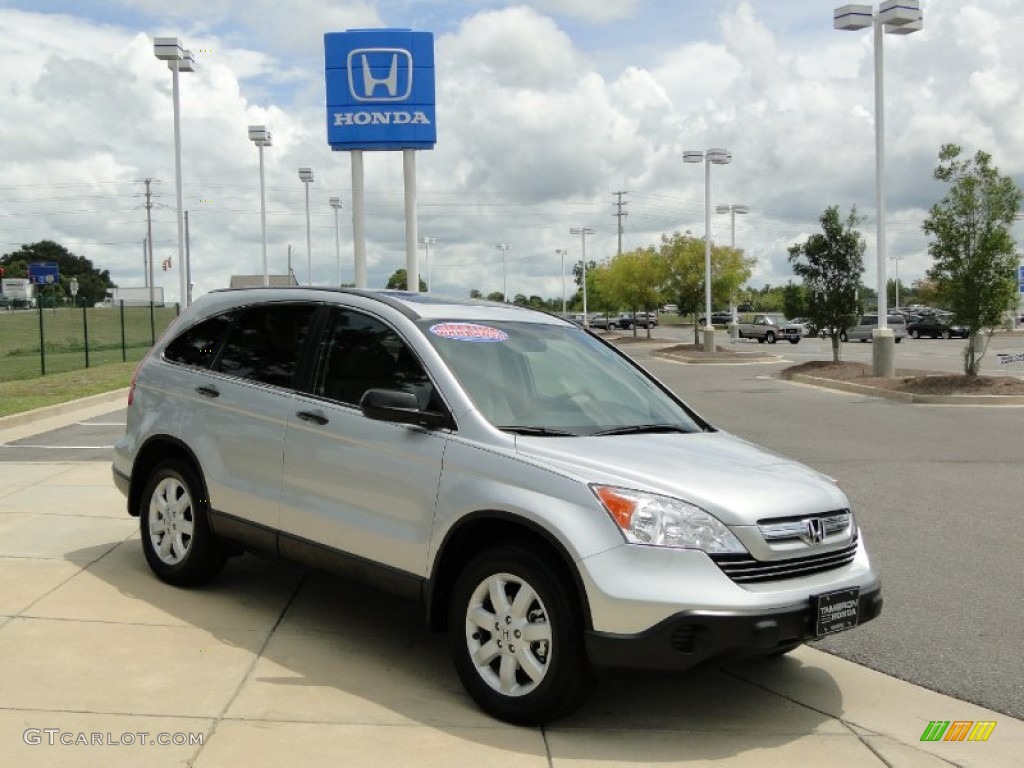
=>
[163,312,236,368]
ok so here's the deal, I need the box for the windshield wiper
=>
[498,425,576,437]
[592,424,693,436]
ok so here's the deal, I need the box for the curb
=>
[0,388,129,430]
[786,374,1024,405]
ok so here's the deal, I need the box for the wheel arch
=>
[128,436,207,518]
[424,511,593,634]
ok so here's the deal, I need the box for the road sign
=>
[28,262,59,285]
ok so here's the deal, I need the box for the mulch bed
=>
[781,360,1024,396]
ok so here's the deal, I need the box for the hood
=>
[514,431,848,526]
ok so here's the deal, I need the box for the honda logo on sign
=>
[347,48,412,102]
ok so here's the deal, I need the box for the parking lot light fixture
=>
[555,248,568,315]
[495,243,511,302]
[717,204,749,329]
[248,126,272,286]
[153,37,195,307]
[685,149,732,354]
[570,228,595,327]
[329,197,343,287]
[419,237,436,292]
[834,1,923,376]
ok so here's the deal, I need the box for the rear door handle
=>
[297,409,329,426]
[195,385,220,398]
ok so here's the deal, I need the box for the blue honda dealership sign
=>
[325,29,436,151]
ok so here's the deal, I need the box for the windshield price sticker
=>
[430,323,509,342]
[815,588,860,636]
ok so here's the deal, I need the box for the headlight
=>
[592,485,746,554]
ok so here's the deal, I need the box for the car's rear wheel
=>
[941,329,951,339]
[788,337,799,344]
[839,331,848,342]
[448,544,593,725]
[911,329,920,339]
[140,460,226,586]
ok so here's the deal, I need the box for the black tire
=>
[788,337,799,344]
[765,331,776,344]
[895,336,902,344]
[757,337,765,344]
[941,329,951,340]
[139,460,226,586]
[839,331,848,342]
[448,544,593,725]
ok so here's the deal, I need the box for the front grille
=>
[759,510,852,542]
[711,538,859,584]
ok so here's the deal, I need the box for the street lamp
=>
[153,37,195,307]
[495,243,511,302]
[834,1,923,376]
[716,203,749,331]
[248,125,272,286]
[684,148,731,354]
[569,227,595,327]
[419,237,436,292]
[298,167,314,285]
[329,197,343,287]
[555,248,569,315]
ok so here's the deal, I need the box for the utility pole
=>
[143,178,155,308]
[184,210,192,305]
[612,191,629,255]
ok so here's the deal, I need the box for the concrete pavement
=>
[0,396,1020,767]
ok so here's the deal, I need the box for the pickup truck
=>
[736,313,803,344]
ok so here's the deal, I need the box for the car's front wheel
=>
[448,544,593,725]
[941,329,951,339]
[911,329,920,339]
[839,331,848,342]
[765,331,776,344]
[140,460,226,586]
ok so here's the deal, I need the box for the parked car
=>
[907,314,969,339]
[736,313,803,344]
[698,311,733,326]
[611,311,658,330]
[661,304,678,314]
[840,314,907,343]
[113,288,881,725]
[588,313,614,330]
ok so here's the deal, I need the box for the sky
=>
[2,0,1023,305]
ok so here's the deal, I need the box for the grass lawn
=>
[0,362,135,418]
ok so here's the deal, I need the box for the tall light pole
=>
[716,203,749,331]
[684,148,731,354]
[153,38,195,307]
[570,227,595,328]
[298,168,314,285]
[495,243,511,302]
[834,1,923,376]
[248,126,272,286]
[555,248,568,315]
[419,237,436,292]
[329,197,343,287]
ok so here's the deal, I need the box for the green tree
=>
[384,268,427,292]
[469,288,483,299]
[922,144,1022,375]
[605,247,667,337]
[782,283,808,320]
[661,232,754,343]
[485,291,505,303]
[1,240,114,306]
[788,206,866,362]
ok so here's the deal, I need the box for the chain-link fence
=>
[0,302,179,383]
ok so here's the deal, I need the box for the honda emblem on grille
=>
[802,517,826,544]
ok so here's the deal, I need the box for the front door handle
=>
[195,385,220,398]
[296,409,329,426]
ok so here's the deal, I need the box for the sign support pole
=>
[352,150,367,289]
[404,149,419,292]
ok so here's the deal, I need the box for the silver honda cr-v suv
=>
[113,288,881,724]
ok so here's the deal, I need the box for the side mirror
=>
[360,388,448,429]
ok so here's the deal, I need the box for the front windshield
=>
[420,319,704,436]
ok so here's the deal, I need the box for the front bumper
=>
[585,585,882,671]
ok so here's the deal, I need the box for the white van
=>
[840,314,907,343]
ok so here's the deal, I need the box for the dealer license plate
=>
[815,588,860,636]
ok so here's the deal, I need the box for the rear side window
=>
[215,304,316,388]
[163,312,236,368]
